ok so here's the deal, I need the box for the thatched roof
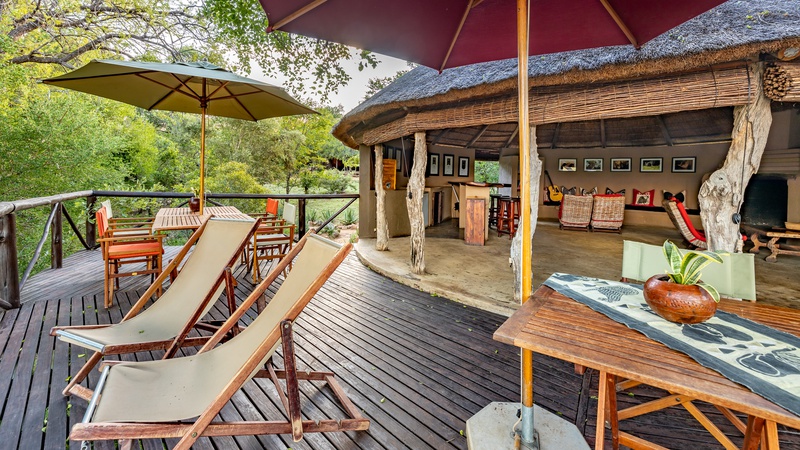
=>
[334,0,800,148]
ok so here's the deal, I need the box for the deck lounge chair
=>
[51,217,259,401]
[621,240,757,301]
[662,198,707,249]
[70,233,368,449]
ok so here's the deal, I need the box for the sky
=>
[255,50,410,113]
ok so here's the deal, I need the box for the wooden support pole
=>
[86,195,97,248]
[406,132,427,274]
[0,213,21,309]
[374,144,389,251]
[51,203,63,269]
[699,62,772,252]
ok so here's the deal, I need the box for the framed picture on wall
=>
[640,157,663,173]
[458,156,470,177]
[558,158,577,172]
[427,153,440,176]
[672,157,696,173]
[584,158,603,172]
[610,157,631,172]
[443,154,455,176]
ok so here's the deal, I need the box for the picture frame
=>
[427,153,440,176]
[583,158,603,172]
[640,157,663,173]
[558,158,577,172]
[610,157,631,172]
[458,156,470,177]
[443,154,455,176]
[672,157,696,173]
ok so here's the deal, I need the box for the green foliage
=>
[662,240,726,302]
[341,208,358,226]
[474,161,499,183]
[203,0,377,100]
[202,161,268,212]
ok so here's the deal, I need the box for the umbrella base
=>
[466,402,590,450]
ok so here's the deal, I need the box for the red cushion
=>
[108,241,163,258]
[673,200,706,242]
[632,189,655,207]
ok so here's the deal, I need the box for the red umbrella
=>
[259,0,726,446]
[261,0,724,71]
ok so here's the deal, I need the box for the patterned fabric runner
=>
[543,273,800,417]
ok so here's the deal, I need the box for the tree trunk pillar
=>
[512,126,541,302]
[699,63,772,252]
[407,132,427,274]
[0,213,21,309]
[374,144,390,251]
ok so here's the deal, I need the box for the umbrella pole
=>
[199,80,207,215]
[517,0,536,448]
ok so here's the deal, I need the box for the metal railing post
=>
[0,213,21,309]
[86,195,97,248]
[51,203,63,269]
[297,198,307,237]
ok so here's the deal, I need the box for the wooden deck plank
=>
[2,247,800,449]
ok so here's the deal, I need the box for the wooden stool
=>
[497,197,520,238]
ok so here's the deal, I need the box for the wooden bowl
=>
[643,275,717,324]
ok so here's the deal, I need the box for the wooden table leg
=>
[596,371,620,450]
[766,237,781,263]
[743,415,766,450]
[762,420,780,450]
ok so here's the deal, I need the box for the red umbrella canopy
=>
[261,0,726,70]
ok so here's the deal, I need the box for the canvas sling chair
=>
[51,217,259,401]
[621,240,757,301]
[70,233,369,449]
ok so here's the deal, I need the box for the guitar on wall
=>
[544,170,563,202]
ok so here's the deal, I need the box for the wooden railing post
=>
[86,195,97,248]
[51,203,63,269]
[297,198,307,237]
[0,213,21,309]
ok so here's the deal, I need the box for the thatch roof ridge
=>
[335,0,800,145]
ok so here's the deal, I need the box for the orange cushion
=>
[108,241,163,258]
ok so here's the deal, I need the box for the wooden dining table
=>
[152,206,252,232]
[494,284,800,450]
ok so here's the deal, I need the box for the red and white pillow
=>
[632,188,655,207]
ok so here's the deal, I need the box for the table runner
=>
[543,273,800,417]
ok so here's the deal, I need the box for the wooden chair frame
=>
[70,233,369,449]
[96,206,165,308]
[52,218,261,401]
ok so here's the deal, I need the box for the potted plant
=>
[643,240,725,324]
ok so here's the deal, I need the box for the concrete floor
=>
[356,219,800,315]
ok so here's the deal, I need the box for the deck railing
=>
[0,190,358,309]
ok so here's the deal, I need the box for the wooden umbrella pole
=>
[517,0,536,447]
[199,79,207,215]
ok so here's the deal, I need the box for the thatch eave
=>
[334,0,800,149]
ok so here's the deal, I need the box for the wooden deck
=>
[1,246,798,449]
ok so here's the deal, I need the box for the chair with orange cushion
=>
[96,206,165,308]
[250,202,296,282]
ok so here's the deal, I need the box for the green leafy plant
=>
[341,208,358,225]
[661,240,726,302]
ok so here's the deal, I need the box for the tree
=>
[1,0,379,99]
[362,64,415,100]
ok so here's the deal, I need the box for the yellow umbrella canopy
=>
[43,59,316,213]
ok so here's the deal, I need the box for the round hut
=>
[334,0,800,273]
